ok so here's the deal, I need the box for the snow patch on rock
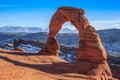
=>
[18,44,41,54]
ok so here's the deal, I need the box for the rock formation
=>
[13,38,19,49]
[38,7,113,79]
[38,6,107,63]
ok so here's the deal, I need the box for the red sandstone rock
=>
[0,47,3,50]
[14,48,25,51]
[38,6,107,63]
[38,6,113,79]
[77,25,107,63]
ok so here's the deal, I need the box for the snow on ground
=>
[103,42,120,57]
[3,43,41,54]
[18,44,76,62]
[2,43,76,62]
[59,51,76,62]
[3,45,14,50]
[18,44,41,54]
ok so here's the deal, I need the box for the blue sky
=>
[0,0,120,30]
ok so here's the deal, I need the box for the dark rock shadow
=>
[0,55,94,74]
[1,55,89,74]
[0,51,37,56]
[0,55,68,74]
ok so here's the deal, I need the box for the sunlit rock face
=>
[38,7,113,79]
[38,7,107,63]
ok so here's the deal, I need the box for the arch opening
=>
[59,22,78,34]
[57,22,79,46]
[56,22,79,62]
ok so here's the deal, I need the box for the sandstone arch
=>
[38,7,107,63]
[37,7,114,79]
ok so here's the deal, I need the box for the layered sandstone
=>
[37,6,114,79]
[38,7,107,63]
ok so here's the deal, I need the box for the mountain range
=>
[0,26,120,57]
[20,28,120,57]
[0,26,43,33]
[0,26,75,33]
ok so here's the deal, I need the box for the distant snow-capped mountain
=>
[59,28,74,33]
[0,26,43,33]
[0,26,76,33]
[42,27,49,32]
[43,27,75,34]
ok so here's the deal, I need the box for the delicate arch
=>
[38,7,107,63]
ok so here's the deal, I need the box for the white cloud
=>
[90,19,120,30]
[62,20,120,30]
